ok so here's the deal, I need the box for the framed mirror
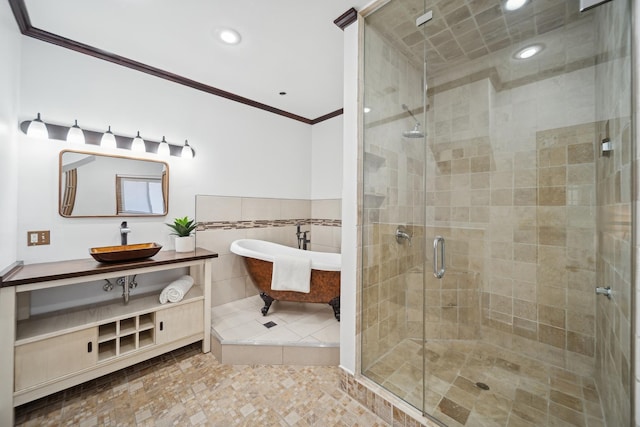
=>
[59,150,169,217]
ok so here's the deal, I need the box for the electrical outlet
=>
[27,230,50,246]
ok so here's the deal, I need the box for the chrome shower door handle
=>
[433,236,445,279]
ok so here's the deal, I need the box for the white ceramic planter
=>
[175,235,195,252]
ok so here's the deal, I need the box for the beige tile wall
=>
[195,195,341,307]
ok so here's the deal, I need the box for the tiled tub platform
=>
[211,295,339,365]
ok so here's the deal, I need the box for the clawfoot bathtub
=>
[230,239,341,320]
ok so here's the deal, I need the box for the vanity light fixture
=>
[101,125,117,149]
[26,113,48,139]
[181,140,193,159]
[66,120,85,144]
[157,136,170,157]
[131,131,146,152]
[19,115,196,158]
[504,0,527,11]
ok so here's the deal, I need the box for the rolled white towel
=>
[159,275,194,304]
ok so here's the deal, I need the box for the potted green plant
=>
[167,216,197,252]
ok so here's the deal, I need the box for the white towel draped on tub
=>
[271,254,311,293]
[159,275,194,304]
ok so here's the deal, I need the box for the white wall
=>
[311,115,343,199]
[0,2,21,271]
[17,38,313,263]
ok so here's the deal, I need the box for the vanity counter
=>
[0,248,217,287]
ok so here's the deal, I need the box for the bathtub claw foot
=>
[260,292,275,316]
[328,296,340,321]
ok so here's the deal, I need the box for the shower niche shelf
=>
[364,192,386,208]
[364,152,386,169]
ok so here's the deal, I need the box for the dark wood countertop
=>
[0,248,218,287]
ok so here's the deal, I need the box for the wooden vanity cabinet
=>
[15,328,97,391]
[0,249,216,426]
[156,300,204,345]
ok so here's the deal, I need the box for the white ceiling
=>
[23,0,372,121]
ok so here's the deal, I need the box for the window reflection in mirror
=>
[59,150,169,217]
[116,175,165,214]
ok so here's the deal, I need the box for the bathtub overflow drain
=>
[475,382,490,390]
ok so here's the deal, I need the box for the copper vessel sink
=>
[90,243,162,263]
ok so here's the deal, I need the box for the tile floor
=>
[211,295,339,346]
[364,339,606,427]
[15,343,387,426]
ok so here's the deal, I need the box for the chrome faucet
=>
[296,223,311,250]
[103,274,138,305]
[120,221,131,245]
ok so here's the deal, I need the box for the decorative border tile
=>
[197,218,341,231]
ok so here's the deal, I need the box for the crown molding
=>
[8,0,345,125]
[333,8,358,30]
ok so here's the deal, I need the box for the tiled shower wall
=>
[426,70,599,375]
[194,195,341,307]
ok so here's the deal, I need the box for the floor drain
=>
[263,321,277,328]
[475,382,490,390]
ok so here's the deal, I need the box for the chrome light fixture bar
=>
[19,115,196,158]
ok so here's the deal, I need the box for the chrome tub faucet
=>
[296,223,311,250]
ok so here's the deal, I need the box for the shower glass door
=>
[361,0,429,412]
[362,0,633,426]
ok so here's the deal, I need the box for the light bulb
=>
[101,125,117,149]
[26,113,48,139]
[216,28,241,45]
[514,44,544,59]
[504,0,527,11]
[181,140,193,159]
[66,120,85,144]
[131,131,146,152]
[158,136,170,157]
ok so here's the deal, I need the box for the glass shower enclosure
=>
[361,0,633,425]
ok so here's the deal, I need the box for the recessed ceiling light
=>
[364,107,371,113]
[514,44,544,59]
[216,28,241,45]
[504,0,527,11]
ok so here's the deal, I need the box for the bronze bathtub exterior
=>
[241,256,340,321]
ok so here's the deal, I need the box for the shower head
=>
[403,123,425,138]
[401,104,425,138]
